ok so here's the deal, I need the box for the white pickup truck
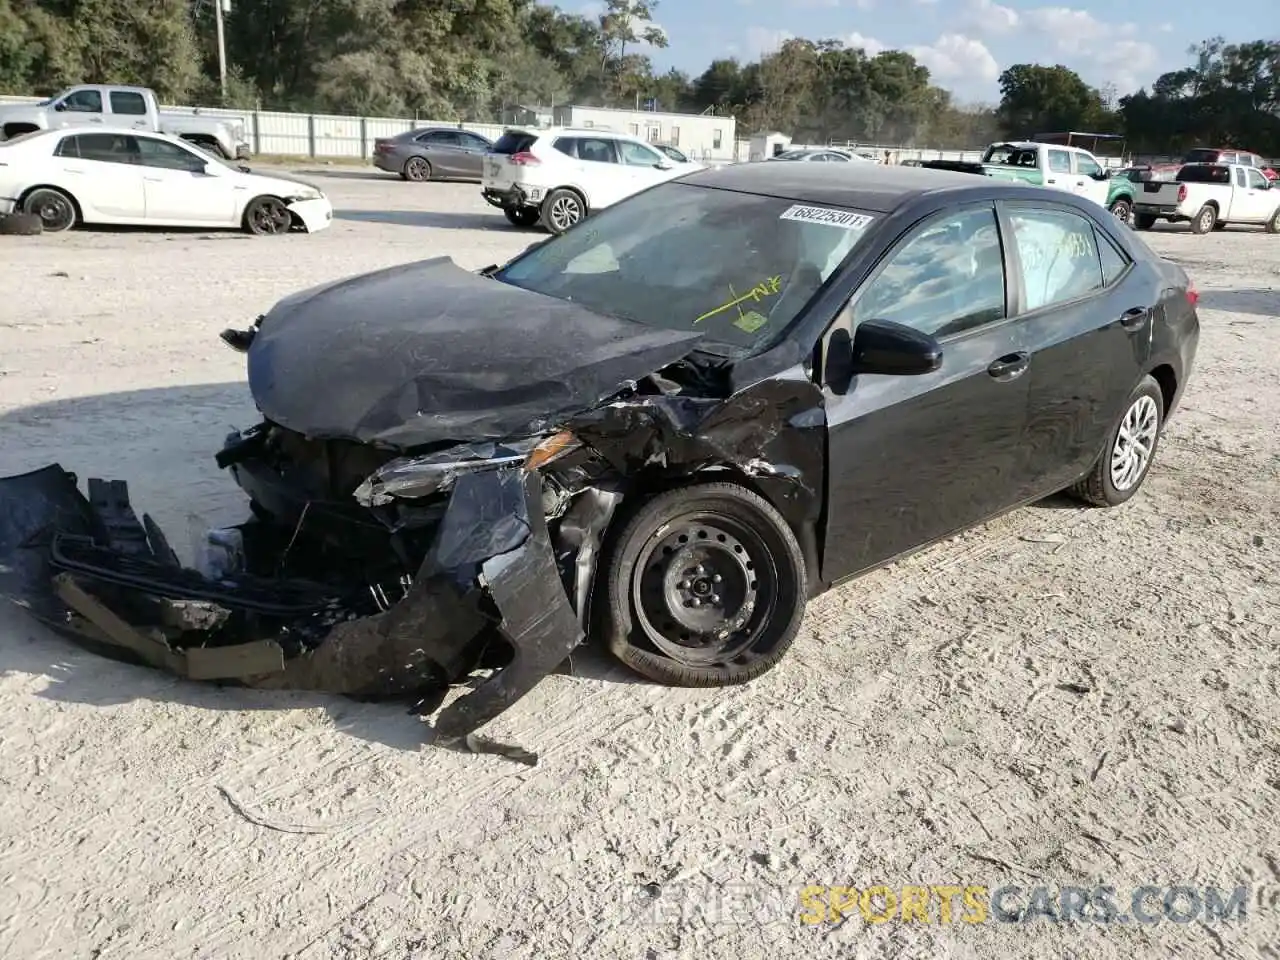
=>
[1131,162,1280,234]
[0,84,250,160]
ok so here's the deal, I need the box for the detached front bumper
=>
[481,185,544,209]
[0,463,584,741]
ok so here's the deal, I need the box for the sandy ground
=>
[0,170,1277,960]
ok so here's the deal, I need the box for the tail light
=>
[1186,282,1199,307]
[1177,183,1187,203]
[509,151,541,166]
[373,140,391,153]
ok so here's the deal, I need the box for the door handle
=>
[987,351,1029,380]
[144,176,162,182]
[89,117,103,123]
[1046,178,1056,184]
[1076,180,1085,186]
[1119,307,1148,331]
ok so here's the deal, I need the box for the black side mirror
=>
[825,318,943,391]
[53,101,67,112]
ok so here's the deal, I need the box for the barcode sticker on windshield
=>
[779,205,874,230]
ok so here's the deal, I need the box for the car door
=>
[57,133,146,219]
[821,202,1032,581]
[616,138,678,194]
[134,135,235,224]
[1044,148,1073,192]
[53,89,106,129]
[1240,168,1274,222]
[1072,152,1110,206]
[417,130,464,177]
[572,136,628,207]
[107,90,151,132]
[455,131,492,179]
[1005,201,1150,497]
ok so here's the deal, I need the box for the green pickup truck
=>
[920,141,1137,223]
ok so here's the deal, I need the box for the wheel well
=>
[2,123,39,140]
[1201,200,1220,212]
[1149,363,1177,418]
[18,184,82,219]
[242,194,296,229]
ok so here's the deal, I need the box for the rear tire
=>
[540,188,585,235]
[403,156,431,182]
[503,206,539,228]
[1190,204,1216,234]
[597,482,808,687]
[1069,375,1164,508]
[1133,213,1156,230]
[1265,208,1280,234]
[21,187,77,233]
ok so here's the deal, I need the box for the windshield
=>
[495,181,877,356]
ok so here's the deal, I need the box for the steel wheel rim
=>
[406,158,428,180]
[550,195,581,230]
[31,192,73,231]
[630,512,779,666]
[1110,395,1159,491]
[252,200,290,235]
[1199,210,1213,230]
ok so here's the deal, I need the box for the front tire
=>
[22,187,77,233]
[598,482,808,687]
[1069,375,1164,507]
[540,188,585,235]
[1190,204,1217,234]
[1109,198,1132,225]
[243,196,292,235]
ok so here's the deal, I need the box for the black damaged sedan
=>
[0,164,1199,741]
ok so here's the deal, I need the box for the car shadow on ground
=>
[334,208,524,230]
[0,383,639,754]
[289,168,395,181]
[1197,289,1279,317]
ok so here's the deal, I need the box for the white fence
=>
[1,94,1004,164]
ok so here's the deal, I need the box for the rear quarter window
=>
[492,132,539,154]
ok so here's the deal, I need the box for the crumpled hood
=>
[246,257,704,448]
[243,169,323,193]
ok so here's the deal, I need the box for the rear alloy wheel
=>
[1069,375,1164,507]
[403,156,431,182]
[1109,198,1132,225]
[1190,204,1217,234]
[22,187,77,233]
[599,482,807,687]
[540,188,584,235]
[503,206,540,228]
[1133,213,1156,230]
[244,196,292,235]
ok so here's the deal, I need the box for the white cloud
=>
[962,0,1020,34]
[1019,7,1158,91]
[1158,22,1173,32]
[846,32,887,55]
[745,27,795,57]
[789,0,875,5]
[908,33,1000,83]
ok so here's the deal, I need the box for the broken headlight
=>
[352,431,582,507]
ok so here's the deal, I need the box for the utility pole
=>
[214,0,230,102]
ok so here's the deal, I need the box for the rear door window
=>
[577,137,619,164]
[553,137,577,158]
[1007,207,1104,311]
[109,91,148,116]
[75,133,138,164]
[1047,150,1072,174]
[418,131,460,147]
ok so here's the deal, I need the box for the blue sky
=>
[583,0,1272,105]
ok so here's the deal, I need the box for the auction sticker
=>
[779,204,875,230]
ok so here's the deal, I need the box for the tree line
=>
[1,1,1277,155]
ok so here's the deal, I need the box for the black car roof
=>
[678,162,1028,214]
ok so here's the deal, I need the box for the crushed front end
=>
[0,423,617,742]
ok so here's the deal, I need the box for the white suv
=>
[481,127,701,234]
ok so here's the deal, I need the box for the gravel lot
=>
[0,169,1277,960]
